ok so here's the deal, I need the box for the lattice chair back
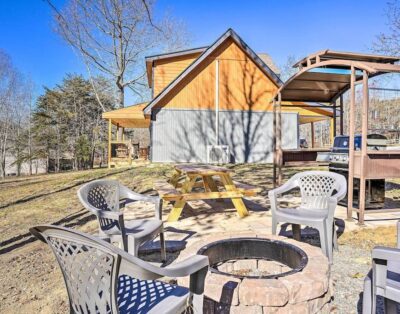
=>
[78,180,121,234]
[30,225,120,314]
[293,171,345,210]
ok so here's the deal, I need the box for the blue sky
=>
[0,0,392,102]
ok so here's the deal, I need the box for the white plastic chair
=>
[78,179,166,260]
[363,221,400,313]
[268,171,347,262]
[30,225,209,314]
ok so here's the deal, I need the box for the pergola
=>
[273,50,400,224]
[102,103,150,167]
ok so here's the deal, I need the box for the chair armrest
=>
[159,255,209,299]
[371,246,400,290]
[97,210,124,221]
[119,184,162,220]
[268,180,297,214]
[332,180,347,202]
[372,246,400,263]
[268,180,297,198]
[162,255,209,278]
[326,196,339,220]
[119,252,209,280]
[119,184,158,203]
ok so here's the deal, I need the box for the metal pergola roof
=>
[275,50,400,103]
[294,49,400,68]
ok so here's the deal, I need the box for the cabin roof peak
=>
[144,28,283,114]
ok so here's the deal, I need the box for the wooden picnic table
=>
[154,164,260,222]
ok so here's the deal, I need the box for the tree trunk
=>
[117,85,124,139]
[0,158,5,179]
[117,85,124,109]
[28,103,32,176]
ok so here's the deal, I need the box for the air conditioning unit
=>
[207,145,230,164]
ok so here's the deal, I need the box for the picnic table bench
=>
[154,164,261,222]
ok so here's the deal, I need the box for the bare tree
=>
[0,51,14,178]
[374,1,400,55]
[47,0,190,109]
[279,55,299,82]
[0,50,31,178]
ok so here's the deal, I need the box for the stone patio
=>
[126,196,398,245]
[125,185,400,313]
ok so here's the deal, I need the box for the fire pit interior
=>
[198,237,308,279]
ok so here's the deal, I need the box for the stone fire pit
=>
[177,232,332,313]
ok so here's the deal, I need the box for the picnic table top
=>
[174,164,232,175]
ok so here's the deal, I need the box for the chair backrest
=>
[79,179,120,213]
[30,225,120,314]
[78,180,122,234]
[291,171,346,210]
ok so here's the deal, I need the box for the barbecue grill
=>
[329,134,387,209]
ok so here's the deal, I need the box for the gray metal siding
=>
[218,110,298,163]
[151,109,298,163]
[151,109,215,162]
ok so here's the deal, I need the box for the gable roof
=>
[143,28,283,114]
[145,47,207,86]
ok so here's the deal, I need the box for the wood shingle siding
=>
[153,54,201,96]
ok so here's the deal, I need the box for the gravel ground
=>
[330,244,371,313]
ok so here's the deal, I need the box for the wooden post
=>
[329,118,335,145]
[340,95,344,135]
[108,119,112,168]
[273,98,277,188]
[277,93,283,185]
[333,101,337,138]
[311,122,315,148]
[122,127,125,141]
[215,59,220,145]
[347,66,356,220]
[358,70,369,225]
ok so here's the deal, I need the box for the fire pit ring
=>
[198,237,308,279]
[177,232,332,313]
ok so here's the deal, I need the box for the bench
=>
[154,179,261,201]
[153,180,181,201]
[211,178,261,197]
[233,181,262,196]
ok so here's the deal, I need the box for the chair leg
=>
[190,266,208,314]
[325,220,334,262]
[160,231,167,263]
[372,292,376,314]
[127,237,139,257]
[272,216,278,235]
[362,270,373,314]
[333,224,339,251]
[317,225,330,262]
[385,298,397,314]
